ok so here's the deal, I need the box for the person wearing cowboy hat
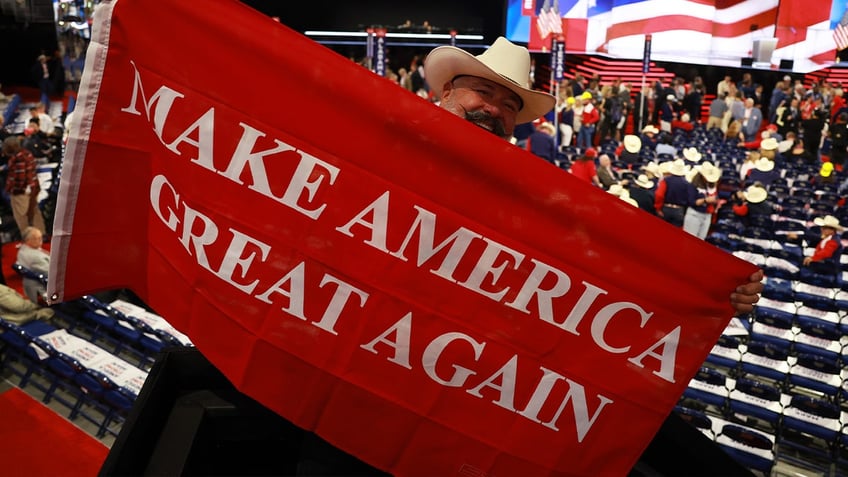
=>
[731,183,775,226]
[639,124,659,151]
[745,155,781,188]
[654,159,691,228]
[525,121,557,164]
[629,173,656,215]
[803,215,844,272]
[758,136,779,162]
[617,134,641,165]
[640,162,661,188]
[426,36,556,141]
[683,161,722,239]
[682,147,702,164]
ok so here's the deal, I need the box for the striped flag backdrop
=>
[833,6,848,51]
[512,0,841,72]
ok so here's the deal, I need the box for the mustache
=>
[464,110,507,138]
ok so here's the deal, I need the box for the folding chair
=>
[674,405,716,440]
[750,307,795,347]
[704,334,742,371]
[793,315,845,360]
[715,422,775,474]
[788,352,844,397]
[69,366,112,434]
[781,394,841,442]
[739,339,791,384]
[795,302,841,326]
[682,366,729,410]
[760,278,795,303]
[98,376,138,438]
[727,376,786,430]
[37,339,84,410]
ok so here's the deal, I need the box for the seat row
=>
[0,318,140,438]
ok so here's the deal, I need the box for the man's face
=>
[26,230,42,247]
[439,75,522,141]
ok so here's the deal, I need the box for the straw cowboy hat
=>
[623,134,641,154]
[607,184,625,196]
[814,215,844,230]
[634,174,654,189]
[425,36,555,124]
[643,161,661,177]
[744,185,768,204]
[760,137,779,151]
[669,159,688,176]
[619,191,638,207]
[537,121,556,135]
[682,147,702,163]
[642,125,659,135]
[754,156,775,172]
[658,160,673,175]
[699,161,722,183]
[777,139,793,153]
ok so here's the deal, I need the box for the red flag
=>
[50,0,757,475]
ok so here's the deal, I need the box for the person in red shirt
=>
[803,215,843,271]
[2,136,45,238]
[568,147,601,187]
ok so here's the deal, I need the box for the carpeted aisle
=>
[0,387,108,476]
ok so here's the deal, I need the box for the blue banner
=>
[375,29,386,77]
[552,37,565,81]
[642,34,652,74]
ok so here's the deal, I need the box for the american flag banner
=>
[833,7,848,51]
[519,0,840,72]
[537,0,563,41]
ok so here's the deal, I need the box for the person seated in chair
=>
[15,226,50,303]
[0,282,53,325]
[802,215,843,274]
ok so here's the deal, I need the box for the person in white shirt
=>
[15,226,50,303]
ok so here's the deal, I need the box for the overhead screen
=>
[504,0,846,73]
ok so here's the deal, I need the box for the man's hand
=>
[730,269,763,315]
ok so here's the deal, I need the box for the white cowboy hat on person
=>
[777,139,793,153]
[658,160,673,175]
[425,36,556,124]
[634,174,654,189]
[623,134,641,153]
[643,161,661,177]
[666,94,676,101]
[619,190,638,207]
[699,161,722,183]
[669,158,688,176]
[607,184,625,196]
[754,156,775,172]
[744,185,768,204]
[760,137,779,151]
[682,147,702,163]
[642,125,659,135]
[537,121,556,135]
[813,215,844,230]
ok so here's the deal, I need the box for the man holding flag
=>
[54,2,764,473]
